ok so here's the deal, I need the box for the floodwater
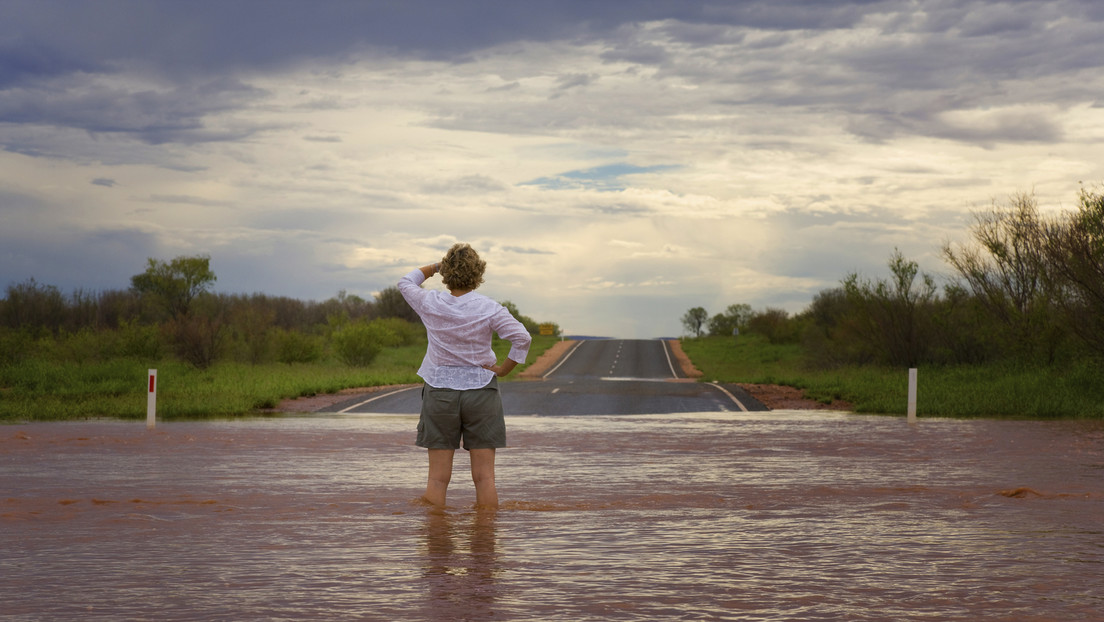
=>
[2,412,1102,621]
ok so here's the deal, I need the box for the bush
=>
[274,329,322,364]
[332,321,394,367]
[0,329,34,367]
[746,307,800,344]
[369,317,424,347]
[166,314,224,369]
[117,320,166,360]
[53,328,116,363]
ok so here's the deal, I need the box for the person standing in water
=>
[398,243,531,509]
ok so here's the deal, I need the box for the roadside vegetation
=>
[0,256,559,421]
[681,334,1104,418]
[681,184,1104,419]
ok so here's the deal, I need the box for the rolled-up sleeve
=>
[492,307,532,364]
[398,266,532,389]
[397,269,428,308]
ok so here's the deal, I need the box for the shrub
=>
[746,307,800,344]
[332,321,394,367]
[369,317,424,347]
[0,329,34,367]
[166,314,224,369]
[53,328,116,363]
[117,320,166,360]
[274,329,322,364]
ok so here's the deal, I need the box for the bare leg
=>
[470,448,498,509]
[423,449,455,507]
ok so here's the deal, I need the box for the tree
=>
[746,307,796,343]
[130,255,222,368]
[942,193,1062,362]
[501,300,540,335]
[681,307,708,337]
[800,287,868,368]
[165,313,224,369]
[1,278,67,335]
[843,249,937,367]
[1043,184,1104,356]
[374,286,419,323]
[708,303,752,336]
[130,255,217,320]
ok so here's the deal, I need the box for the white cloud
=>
[3,1,1104,337]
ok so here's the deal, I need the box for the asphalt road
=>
[330,339,767,416]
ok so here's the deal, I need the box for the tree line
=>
[0,256,551,369]
[683,185,1104,368]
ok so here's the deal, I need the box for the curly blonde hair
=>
[440,243,486,291]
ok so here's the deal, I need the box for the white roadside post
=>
[147,369,157,429]
[907,368,918,425]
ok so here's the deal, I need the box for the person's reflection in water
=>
[420,508,499,615]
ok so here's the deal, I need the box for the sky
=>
[3,0,1104,338]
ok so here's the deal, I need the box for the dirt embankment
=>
[666,339,852,411]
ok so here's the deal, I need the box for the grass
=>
[0,335,560,421]
[8,333,1098,420]
[680,335,1104,419]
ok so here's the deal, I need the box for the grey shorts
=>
[416,377,505,451]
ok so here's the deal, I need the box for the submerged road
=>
[331,339,767,416]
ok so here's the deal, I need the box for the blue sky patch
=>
[522,163,679,191]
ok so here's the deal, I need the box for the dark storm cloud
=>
[0,75,270,145]
[0,37,104,88]
[0,0,883,77]
[5,0,1102,149]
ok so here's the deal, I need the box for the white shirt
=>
[398,269,532,390]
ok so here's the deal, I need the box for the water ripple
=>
[2,414,1102,620]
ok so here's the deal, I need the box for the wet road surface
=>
[331,339,767,415]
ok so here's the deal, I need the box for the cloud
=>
[3,0,1104,338]
[420,175,508,195]
[499,246,555,255]
[0,36,103,88]
[0,75,272,146]
[146,195,235,208]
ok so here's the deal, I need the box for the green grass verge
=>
[680,335,1104,419]
[0,335,559,421]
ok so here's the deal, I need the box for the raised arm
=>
[417,262,441,280]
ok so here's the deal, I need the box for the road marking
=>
[659,340,678,378]
[542,340,585,379]
[336,386,419,414]
[608,342,622,376]
[708,382,748,412]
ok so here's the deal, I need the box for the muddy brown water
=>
[3,412,1102,620]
